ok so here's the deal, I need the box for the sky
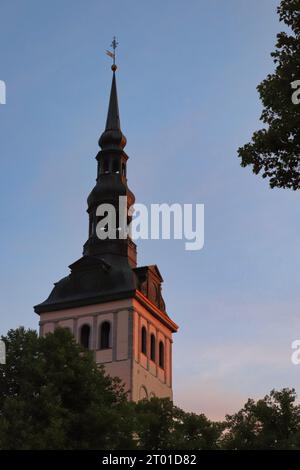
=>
[1,0,300,420]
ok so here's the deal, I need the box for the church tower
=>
[34,52,178,401]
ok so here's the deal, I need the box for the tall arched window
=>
[150,334,156,362]
[100,321,111,349]
[80,324,90,349]
[112,159,119,173]
[141,326,147,355]
[103,159,109,174]
[159,341,164,369]
[139,385,148,400]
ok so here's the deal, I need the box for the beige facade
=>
[39,294,177,401]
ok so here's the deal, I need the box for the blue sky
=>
[1,0,300,419]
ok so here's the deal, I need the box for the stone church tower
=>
[34,62,178,401]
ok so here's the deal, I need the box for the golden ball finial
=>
[111,64,117,72]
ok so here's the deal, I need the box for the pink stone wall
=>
[38,296,175,402]
[131,299,174,401]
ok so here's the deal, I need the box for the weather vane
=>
[106,36,118,71]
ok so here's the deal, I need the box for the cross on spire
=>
[106,36,119,71]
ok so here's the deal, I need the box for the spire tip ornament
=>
[105,36,118,71]
[99,40,127,149]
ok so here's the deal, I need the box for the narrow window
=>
[100,321,111,349]
[139,385,148,400]
[122,163,126,176]
[80,324,90,349]
[159,341,164,369]
[141,326,147,355]
[150,334,156,361]
[112,159,119,173]
[103,159,109,173]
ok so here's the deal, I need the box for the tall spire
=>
[99,41,127,150]
[105,71,121,131]
[105,36,120,131]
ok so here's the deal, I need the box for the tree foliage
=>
[1,327,300,450]
[0,327,131,449]
[222,388,300,449]
[238,0,300,189]
[133,397,222,450]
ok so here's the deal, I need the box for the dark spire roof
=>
[105,71,120,130]
[99,67,127,150]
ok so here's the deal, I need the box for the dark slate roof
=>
[34,255,137,314]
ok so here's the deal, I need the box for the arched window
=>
[112,159,119,173]
[141,326,147,355]
[80,324,90,349]
[150,334,156,362]
[159,341,164,369]
[100,321,111,349]
[139,385,148,400]
[103,159,109,173]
